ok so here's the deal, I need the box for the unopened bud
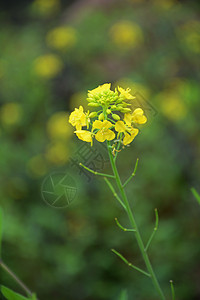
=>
[89,112,97,118]
[121,108,131,113]
[112,114,120,121]
[88,102,100,107]
[106,109,111,114]
[98,113,104,120]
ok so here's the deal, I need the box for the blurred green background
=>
[0,0,200,299]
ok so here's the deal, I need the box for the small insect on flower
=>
[68,83,147,149]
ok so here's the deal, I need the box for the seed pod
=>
[98,113,104,120]
[106,109,111,114]
[89,112,97,118]
[88,102,100,107]
[112,114,120,121]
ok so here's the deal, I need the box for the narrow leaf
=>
[191,188,200,205]
[1,285,30,300]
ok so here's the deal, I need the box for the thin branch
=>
[115,217,136,232]
[79,163,115,178]
[122,158,139,188]
[104,178,126,210]
[170,280,175,300]
[111,249,151,277]
[113,134,123,162]
[0,260,34,298]
[145,208,159,252]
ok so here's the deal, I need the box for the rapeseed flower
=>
[93,120,115,142]
[68,106,87,130]
[68,83,147,150]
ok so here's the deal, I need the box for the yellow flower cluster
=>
[69,83,147,148]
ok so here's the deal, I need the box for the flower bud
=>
[89,112,97,118]
[121,108,131,113]
[98,113,104,120]
[112,114,120,121]
[88,102,100,107]
[106,109,111,114]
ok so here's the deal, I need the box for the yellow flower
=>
[69,106,87,130]
[74,130,93,143]
[115,120,139,145]
[124,108,147,125]
[46,26,77,50]
[118,86,135,99]
[33,54,63,78]
[93,120,115,142]
[88,83,111,96]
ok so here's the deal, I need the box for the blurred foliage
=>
[0,0,200,299]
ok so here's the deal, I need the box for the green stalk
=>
[107,142,166,300]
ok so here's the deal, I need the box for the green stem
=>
[107,142,166,300]
[0,259,33,297]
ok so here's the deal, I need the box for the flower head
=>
[68,83,147,149]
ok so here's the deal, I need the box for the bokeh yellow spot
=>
[110,21,144,49]
[70,92,87,111]
[47,112,73,140]
[158,91,186,121]
[45,142,69,165]
[1,102,23,126]
[32,0,60,16]
[152,0,176,10]
[46,26,77,50]
[27,155,48,178]
[33,54,63,78]
[177,21,200,54]
[6,177,28,200]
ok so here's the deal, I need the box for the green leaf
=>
[119,289,128,300]
[1,286,30,300]
[191,188,200,205]
[0,207,3,258]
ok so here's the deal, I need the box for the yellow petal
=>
[75,130,92,143]
[102,120,113,129]
[115,121,126,133]
[95,131,106,142]
[89,83,111,95]
[93,120,104,129]
[118,86,135,99]
[123,128,138,145]
[132,108,147,124]
[124,113,132,126]
[105,129,115,141]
